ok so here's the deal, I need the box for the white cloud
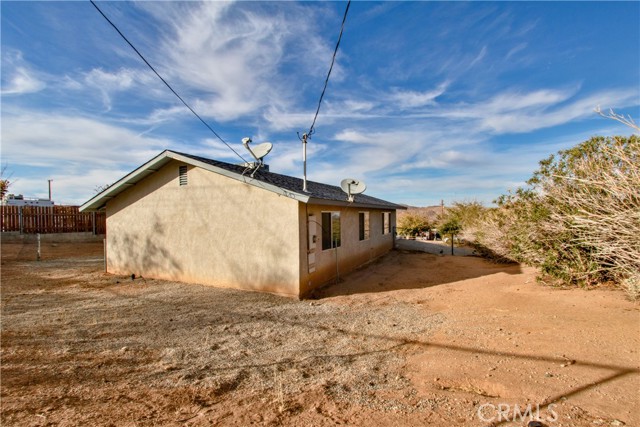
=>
[506,42,527,60]
[76,67,161,111]
[1,50,46,95]
[84,68,137,91]
[84,68,133,110]
[141,2,334,122]
[333,129,370,144]
[403,87,639,134]
[469,45,487,68]
[308,127,474,185]
[480,88,638,133]
[263,107,316,132]
[1,67,46,95]
[388,82,449,109]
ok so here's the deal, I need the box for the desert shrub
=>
[479,135,640,298]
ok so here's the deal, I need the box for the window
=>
[179,165,188,186]
[322,212,341,250]
[382,212,390,235]
[359,212,370,241]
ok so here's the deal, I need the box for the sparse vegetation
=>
[474,135,640,298]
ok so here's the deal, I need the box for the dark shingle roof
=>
[174,151,403,210]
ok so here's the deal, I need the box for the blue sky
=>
[2,1,639,206]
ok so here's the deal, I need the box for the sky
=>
[1,1,639,207]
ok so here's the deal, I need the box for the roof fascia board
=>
[307,197,405,210]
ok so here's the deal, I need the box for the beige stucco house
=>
[80,150,405,298]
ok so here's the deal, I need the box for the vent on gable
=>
[179,165,188,186]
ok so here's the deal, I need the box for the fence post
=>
[93,211,96,235]
[19,206,23,234]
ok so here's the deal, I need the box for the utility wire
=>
[304,0,351,139]
[90,0,247,163]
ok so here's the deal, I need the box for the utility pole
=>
[48,179,53,201]
[441,199,444,216]
[302,133,308,193]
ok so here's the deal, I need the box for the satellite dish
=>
[241,137,273,177]
[340,178,367,202]
[242,137,272,162]
[250,142,273,161]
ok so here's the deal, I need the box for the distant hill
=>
[398,205,447,222]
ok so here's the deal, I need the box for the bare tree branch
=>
[595,106,640,133]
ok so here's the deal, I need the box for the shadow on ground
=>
[314,249,522,298]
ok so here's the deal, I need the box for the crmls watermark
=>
[477,403,558,423]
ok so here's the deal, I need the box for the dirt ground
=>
[1,241,638,426]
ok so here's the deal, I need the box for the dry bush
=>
[477,135,640,298]
[472,210,518,263]
[544,137,640,296]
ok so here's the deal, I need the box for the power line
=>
[89,0,247,163]
[304,0,351,139]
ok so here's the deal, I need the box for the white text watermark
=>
[477,403,558,423]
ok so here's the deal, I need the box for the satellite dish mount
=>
[340,178,367,202]
[242,137,273,177]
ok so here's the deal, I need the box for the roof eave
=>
[306,197,405,210]
[79,150,312,212]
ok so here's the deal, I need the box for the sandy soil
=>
[1,241,638,426]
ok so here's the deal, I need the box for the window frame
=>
[321,211,341,250]
[382,212,391,235]
[359,211,370,241]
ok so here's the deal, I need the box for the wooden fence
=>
[0,205,105,234]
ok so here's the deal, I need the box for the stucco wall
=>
[106,160,301,296]
[298,204,396,296]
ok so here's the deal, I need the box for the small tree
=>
[440,218,461,255]
[397,213,431,237]
[442,201,486,242]
[0,164,12,201]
